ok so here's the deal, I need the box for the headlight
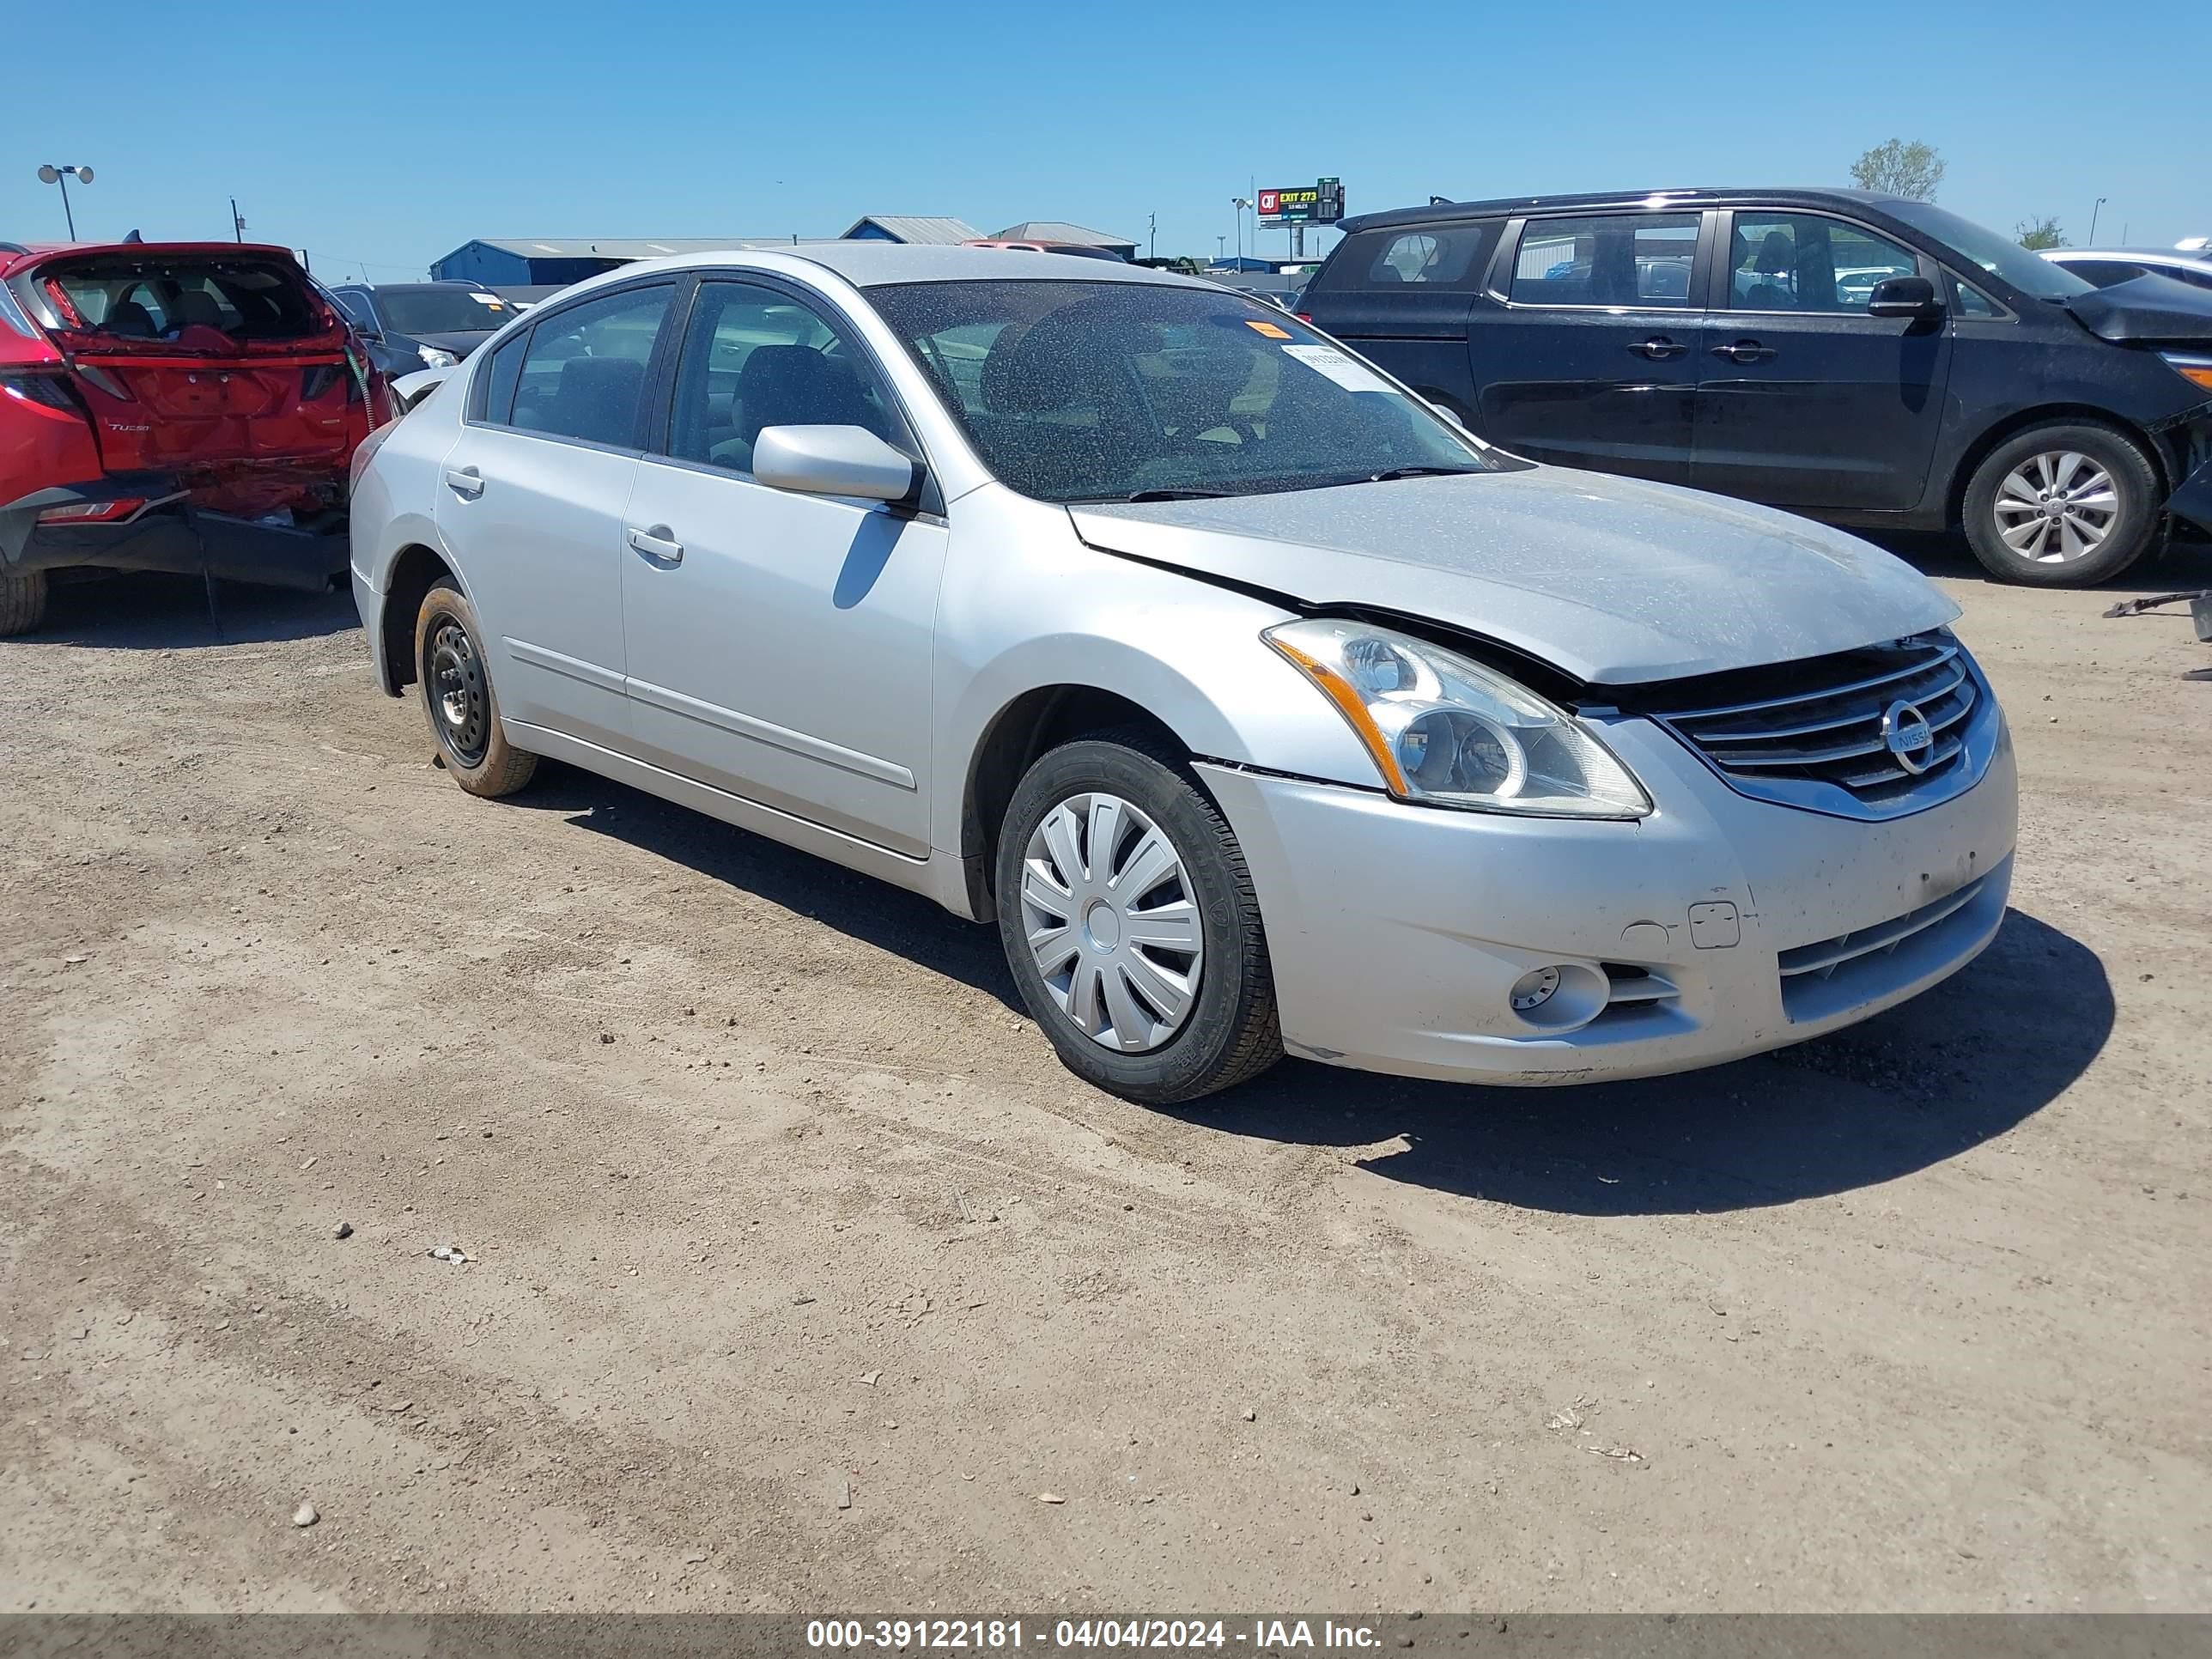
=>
[1263,618,1650,818]
[417,345,459,369]
[2160,351,2212,394]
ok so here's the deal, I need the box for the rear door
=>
[1474,210,1709,481]
[432,280,676,752]
[1299,222,1498,414]
[1692,209,1952,512]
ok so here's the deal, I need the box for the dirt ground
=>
[3,534,2209,1616]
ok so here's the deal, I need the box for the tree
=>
[1850,139,1946,202]
[2015,216,2070,250]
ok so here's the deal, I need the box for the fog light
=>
[1510,966,1561,1012]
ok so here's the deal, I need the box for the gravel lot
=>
[3,537,2208,1614]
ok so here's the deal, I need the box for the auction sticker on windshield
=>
[1279,343,1396,395]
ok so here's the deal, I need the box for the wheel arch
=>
[1942,404,2171,529]
[378,542,460,696]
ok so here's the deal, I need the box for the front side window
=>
[664,281,900,474]
[1727,214,1920,313]
[1508,213,1699,308]
[1951,278,2002,319]
[868,278,1505,506]
[507,284,672,448]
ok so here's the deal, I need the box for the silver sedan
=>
[349,245,2016,1103]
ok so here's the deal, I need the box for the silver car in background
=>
[349,245,2016,1103]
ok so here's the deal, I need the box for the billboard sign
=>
[1258,179,1345,228]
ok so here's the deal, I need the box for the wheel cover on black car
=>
[1018,792,1203,1054]
[1992,450,2120,564]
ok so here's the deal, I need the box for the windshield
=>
[379,287,513,336]
[1882,201,2094,301]
[866,279,1506,504]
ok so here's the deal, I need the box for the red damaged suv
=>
[0,240,386,635]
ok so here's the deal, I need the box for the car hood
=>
[410,330,497,356]
[2063,273,2212,343]
[1068,467,1960,685]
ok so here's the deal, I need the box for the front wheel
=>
[413,578,537,797]
[995,736,1280,1105]
[1961,422,2162,586]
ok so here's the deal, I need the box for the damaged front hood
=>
[1070,467,1959,684]
[2064,273,2212,343]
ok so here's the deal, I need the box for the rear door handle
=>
[1710,340,1777,363]
[1628,336,1686,360]
[443,466,484,498]
[627,525,683,565]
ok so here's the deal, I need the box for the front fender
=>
[929,487,1386,861]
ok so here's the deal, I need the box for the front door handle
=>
[1710,340,1777,363]
[443,466,484,498]
[627,525,683,565]
[1628,336,1686,360]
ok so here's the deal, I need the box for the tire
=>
[1961,421,2162,586]
[995,734,1279,1104]
[0,568,49,637]
[413,578,537,798]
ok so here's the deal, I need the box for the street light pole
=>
[36,164,94,239]
[2089,197,2107,244]
[1232,198,1252,267]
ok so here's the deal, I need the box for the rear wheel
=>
[995,736,1279,1104]
[1962,422,2162,586]
[413,578,537,797]
[0,568,49,637]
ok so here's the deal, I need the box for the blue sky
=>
[7,0,2205,279]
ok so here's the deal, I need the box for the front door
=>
[433,281,675,750]
[1692,210,1953,512]
[618,278,946,857]
[1473,210,1706,482]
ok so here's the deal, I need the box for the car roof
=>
[343,280,497,293]
[1337,186,1914,234]
[554,240,1206,291]
[2046,246,2212,263]
[0,240,304,279]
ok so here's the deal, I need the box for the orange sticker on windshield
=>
[1246,319,1292,339]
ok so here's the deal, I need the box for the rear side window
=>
[1314,223,1498,293]
[1509,213,1699,308]
[507,284,672,448]
[477,331,527,424]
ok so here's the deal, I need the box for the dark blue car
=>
[1300,187,2212,585]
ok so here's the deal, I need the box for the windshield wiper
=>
[1123,487,1232,502]
[1363,465,1483,483]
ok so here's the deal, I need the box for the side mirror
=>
[1868,275,1942,318]
[1425,399,1470,432]
[753,425,919,505]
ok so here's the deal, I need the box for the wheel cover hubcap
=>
[428,617,490,765]
[1992,451,2118,563]
[1020,792,1202,1054]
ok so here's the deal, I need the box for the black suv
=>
[1301,187,2212,585]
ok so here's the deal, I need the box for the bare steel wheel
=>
[412,578,538,798]
[1963,421,2160,586]
[996,734,1279,1105]
[1020,792,1203,1054]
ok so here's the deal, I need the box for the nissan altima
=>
[349,245,2016,1103]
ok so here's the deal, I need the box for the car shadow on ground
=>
[15,571,359,650]
[519,769,2109,1217]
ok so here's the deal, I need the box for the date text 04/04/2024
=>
[804,1620,1391,1650]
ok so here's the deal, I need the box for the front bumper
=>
[2167,452,2212,536]
[1198,709,2017,1087]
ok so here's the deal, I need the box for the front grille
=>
[1638,633,1980,813]
[1776,861,2006,1024]
[1778,872,1990,983]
